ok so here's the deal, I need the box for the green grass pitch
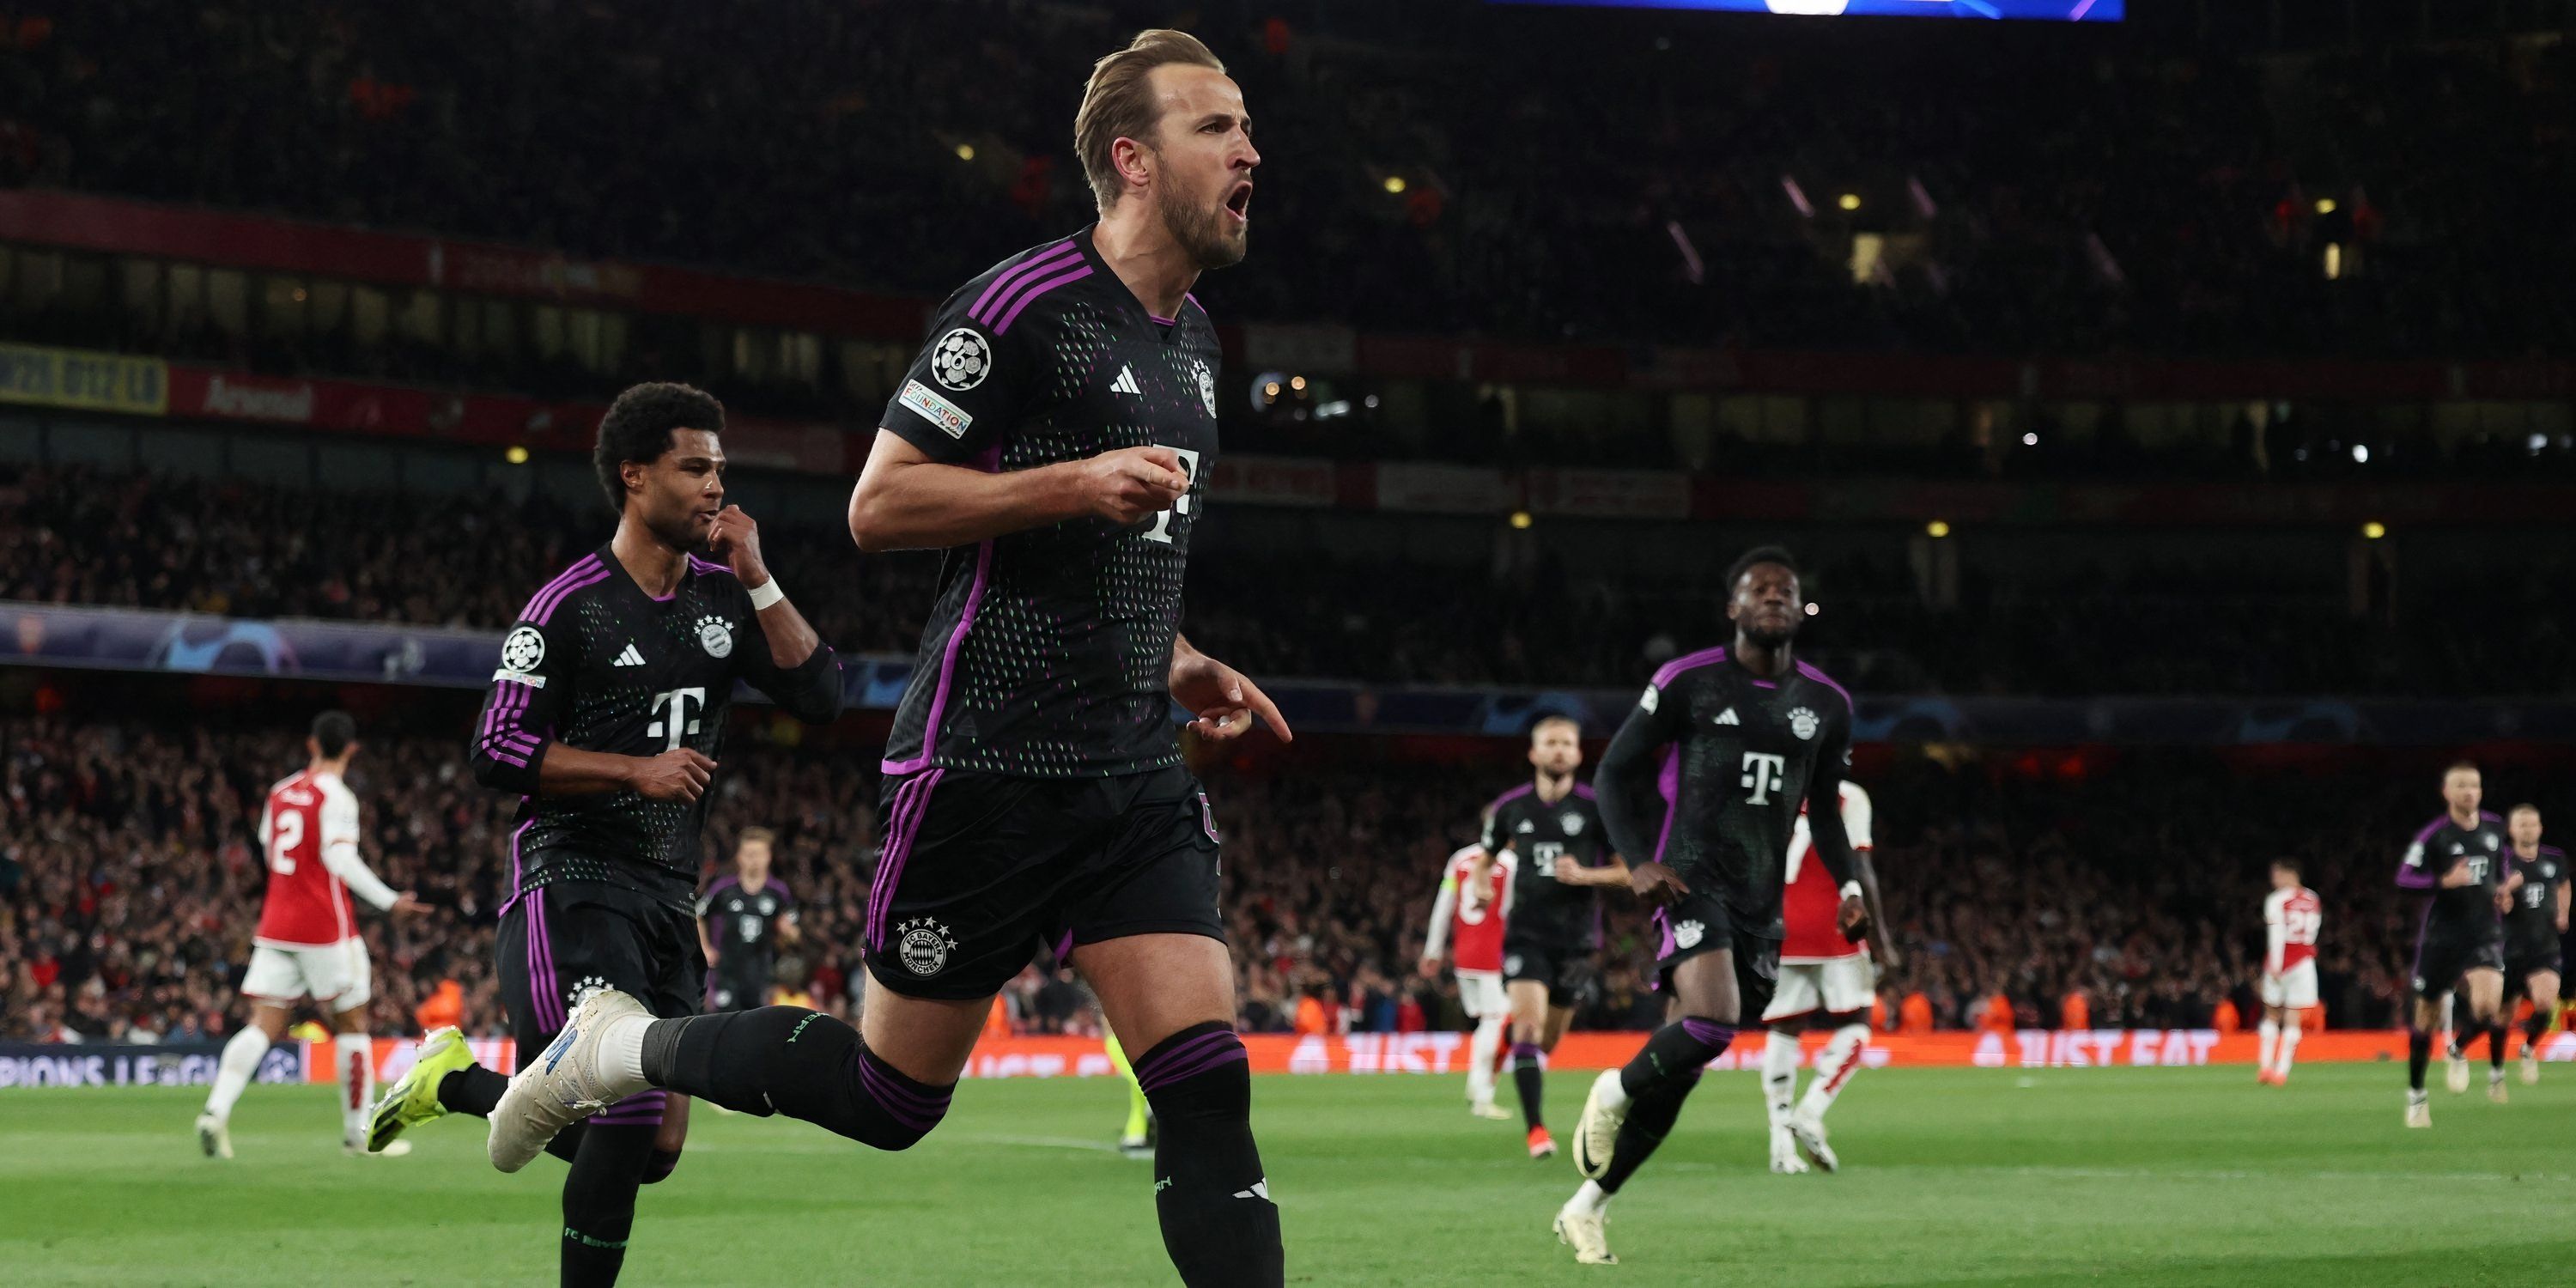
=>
[7,1064,2572,1285]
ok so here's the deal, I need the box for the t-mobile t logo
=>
[1741,752,1787,805]
[647,686,707,750]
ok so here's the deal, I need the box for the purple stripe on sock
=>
[968,242,1080,322]
[1680,1018,1735,1049]
[1139,1042,1248,1093]
[1134,1031,1235,1083]
[993,265,1092,335]
[1510,1042,1542,1059]
[857,1057,948,1118]
[856,1055,948,1131]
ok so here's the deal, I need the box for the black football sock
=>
[640,1005,950,1151]
[439,1064,508,1115]
[1510,1042,1546,1131]
[558,1121,655,1288]
[1596,1067,1701,1196]
[441,1064,589,1163]
[2526,1008,2552,1053]
[1134,1023,1281,1288]
[1616,1017,1735,1099]
[2490,1023,2510,1072]
[641,1148,682,1184]
[2408,1028,2431,1092]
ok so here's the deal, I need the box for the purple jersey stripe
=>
[993,264,1094,335]
[1184,291,1204,317]
[528,567,611,626]
[1651,646,1729,690]
[967,242,1081,323]
[1794,659,1852,709]
[521,556,605,625]
[1571,783,1596,800]
[882,532,996,776]
[1485,782,1536,817]
[687,555,732,577]
[1650,748,1680,863]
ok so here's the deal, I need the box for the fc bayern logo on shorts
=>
[1788,707,1820,740]
[568,974,611,1012]
[896,917,958,977]
[501,625,546,671]
[932,328,993,392]
[1674,920,1704,950]
[696,615,732,659]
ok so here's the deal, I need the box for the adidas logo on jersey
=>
[613,643,646,667]
[1715,707,1741,726]
[1111,364,1143,396]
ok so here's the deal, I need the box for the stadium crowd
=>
[0,4,2568,427]
[9,464,2574,697]
[2,709,2503,1047]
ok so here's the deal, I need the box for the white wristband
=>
[747,577,786,611]
[1840,881,1864,901]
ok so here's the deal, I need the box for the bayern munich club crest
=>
[1788,707,1820,740]
[932,327,992,392]
[501,625,546,671]
[896,917,957,976]
[1674,920,1704,950]
[696,614,733,659]
[1192,359,1216,416]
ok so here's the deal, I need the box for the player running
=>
[2397,761,2508,1126]
[2499,805,2567,1084]
[196,710,428,1159]
[1758,780,1893,1173]
[1557,547,1867,1266]
[697,827,799,1011]
[1421,840,1516,1121]
[367,382,847,1286]
[1479,717,1625,1157]
[483,33,1291,1288]
[2256,859,2321,1086]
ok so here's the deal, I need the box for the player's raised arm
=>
[705,503,843,726]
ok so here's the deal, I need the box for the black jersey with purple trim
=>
[1480,781,1611,950]
[698,874,799,981]
[469,546,843,908]
[877,225,1222,781]
[2502,845,2567,958]
[1595,648,1856,941]
[2396,811,2508,938]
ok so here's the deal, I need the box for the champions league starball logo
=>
[896,918,958,976]
[932,328,992,392]
[501,626,546,671]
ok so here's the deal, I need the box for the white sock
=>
[596,1012,655,1087]
[2275,1020,2300,1077]
[203,1025,270,1121]
[1565,1179,1609,1217]
[2257,1019,2280,1072]
[1797,1023,1870,1121]
[1467,1015,1505,1105]
[337,1036,373,1146]
[1760,1031,1801,1127]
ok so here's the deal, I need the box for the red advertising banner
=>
[309,1029,2576,1086]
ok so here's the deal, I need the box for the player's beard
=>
[1741,620,1798,652]
[1156,166,1245,270]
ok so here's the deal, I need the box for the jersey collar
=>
[598,542,689,605]
[1073,223,1192,338]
